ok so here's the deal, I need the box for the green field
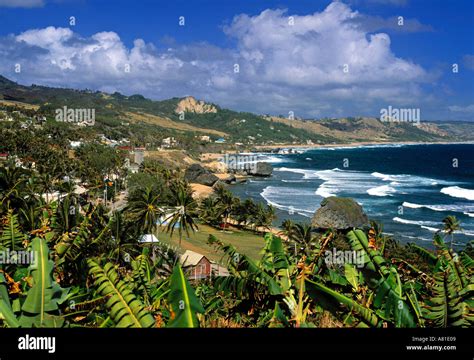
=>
[157,224,266,262]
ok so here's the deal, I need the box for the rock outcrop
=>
[312,197,368,230]
[228,161,273,177]
[248,162,273,177]
[184,164,219,186]
[215,173,236,184]
[175,96,217,114]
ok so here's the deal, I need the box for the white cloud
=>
[448,104,474,113]
[0,2,434,117]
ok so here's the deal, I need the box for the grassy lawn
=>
[157,224,266,262]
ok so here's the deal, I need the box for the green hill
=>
[1,75,472,146]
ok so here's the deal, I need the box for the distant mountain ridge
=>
[1,75,473,145]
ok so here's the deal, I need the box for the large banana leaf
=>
[55,217,91,262]
[0,211,25,251]
[408,243,437,267]
[261,233,292,292]
[306,278,379,327]
[459,252,474,270]
[130,250,153,305]
[20,236,67,327]
[424,265,473,327]
[346,229,390,277]
[87,259,155,328]
[373,268,417,327]
[167,265,204,328]
[344,263,359,292]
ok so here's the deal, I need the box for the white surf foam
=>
[367,185,396,197]
[371,172,452,187]
[393,217,440,226]
[440,186,474,201]
[421,225,441,232]
[403,201,474,213]
[314,168,383,198]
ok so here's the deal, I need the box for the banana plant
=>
[127,248,153,306]
[20,235,69,327]
[307,229,420,327]
[87,259,155,328]
[0,235,69,328]
[306,278,379,327]
[424,265,473,327]
[423,234,473,327]
[0,210,26,251]
[167,264,205,327]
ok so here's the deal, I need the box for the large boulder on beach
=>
[184,164,219,186]
[247,162,273,177]
[312,197,368,230]
[227,161,273,177]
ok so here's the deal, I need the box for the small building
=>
[215,138,226,144]
[198,135,211,142]
[180,250,229,280]
[180,250,212,280]
[161,137,177,149]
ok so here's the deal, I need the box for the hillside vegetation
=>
[1,75,472,146]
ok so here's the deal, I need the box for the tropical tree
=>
[442,215,461,250]
[290,223,316,257]
[199,197,222,227]
[165,182,198,247]
[124,187,162,236]
[214,184,238,228]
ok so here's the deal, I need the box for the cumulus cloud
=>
[448,104,474,113]
[0,2,433,117]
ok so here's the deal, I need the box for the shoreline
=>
[200,140,474,162]
[252,140,474,151]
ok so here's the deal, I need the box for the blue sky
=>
[0,0,473,121]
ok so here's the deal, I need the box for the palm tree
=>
[124,187,162,236]
[291,223,316,257]
[199,197,222,226]
[214,184,237,228]
[0,165,27,212]
[233,198,255,228]
[108,210,138,263]
[165,182,198,247]
[442,215,461,250]
[262,205,276,230]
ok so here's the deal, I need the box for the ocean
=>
[229,143,474,249]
